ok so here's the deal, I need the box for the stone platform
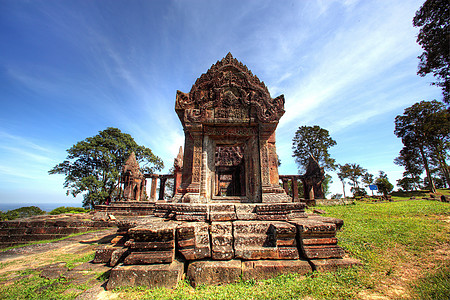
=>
[94,211,361,289]
[95,201,155,216]
[154,202,307,221]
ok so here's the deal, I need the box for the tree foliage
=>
[322,174,333,197]
[413,0,450,103]
[337,163,369,197]
[0,206,45,221]
[49,127,164,208]
[292,125,337,172]
[337,163,351,198]
[394,146,424,191]
[394,100,449,192]
[375,171,394,197]
[49,206,89,215]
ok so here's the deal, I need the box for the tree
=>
[362,172,374,195]
[347,163,367,191]
[337,163,351,198]
[292,125,337,172]
[375,171,394,197]
[0,206,45,221]
[49,127,164,208]
[413,0,450,103]
[322,174,333,197]
[362,172,374,188]
[394,100,449,193]
[394,146,424,191]
[337,163,368,197]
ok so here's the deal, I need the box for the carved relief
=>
[175,54,287,203]
[192,138,203,183]
[205,126,257,137]
[215,146,244,167]
[260,141,270,185]
[175,53,285,124]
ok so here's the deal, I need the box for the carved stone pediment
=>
[123,152,141,175]
[176,53,285,124]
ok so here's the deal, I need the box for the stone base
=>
[310,258,362,272]
[106,260,184,290]
[95,201,155,216]
[93,245,121,264]
[187,260,242,287]
[154,202,307,221]
[242,260,312,281]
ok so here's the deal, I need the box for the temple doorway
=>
[214,145,245,197]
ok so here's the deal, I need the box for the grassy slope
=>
[0,200,449,299]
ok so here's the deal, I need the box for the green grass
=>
[0,200,448,299]
[113,269,368,300]
[0,252,100,299]
[390,188,450,201]
[410,262,450,300]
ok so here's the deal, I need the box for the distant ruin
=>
[95,54,359,289]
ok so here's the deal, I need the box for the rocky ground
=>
[0,229,118,299]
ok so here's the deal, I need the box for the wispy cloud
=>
[0,131,52,153]
[278,1,421,130]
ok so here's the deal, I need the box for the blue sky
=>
[0,0,442,209]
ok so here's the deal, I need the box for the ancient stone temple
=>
[120,152,146,201]
[96,54,360,289]
[173,52,288,204]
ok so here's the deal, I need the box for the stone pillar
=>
[292,177,299,202]
[267,132,280,186]
[180,132,203,203]
[158,177,167,201]
[150,175,158,201]
[173,169,182,197]
[200,151,208,199]
[282,179,289,195]
[259,140,270,186]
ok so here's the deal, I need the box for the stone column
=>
[181,133,202,203]
[259,139,270,186]
[150,175,158,201]
[173,168,182,197]
[282,178,289,195]
[292,177,299,202]
[159,177,167,201]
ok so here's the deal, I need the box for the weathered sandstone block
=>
[187,260,242,287]
[106,260,184,290]
[290,219,345,259]
[176,222,211,260]
[128,221,178,242]
[234,221,298,260]
[124,221,177,265]
[209,204,237,221]
[210,222,234,260]
[123,250,175,265]
[110,248,129,267]
[93,245,118,264]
